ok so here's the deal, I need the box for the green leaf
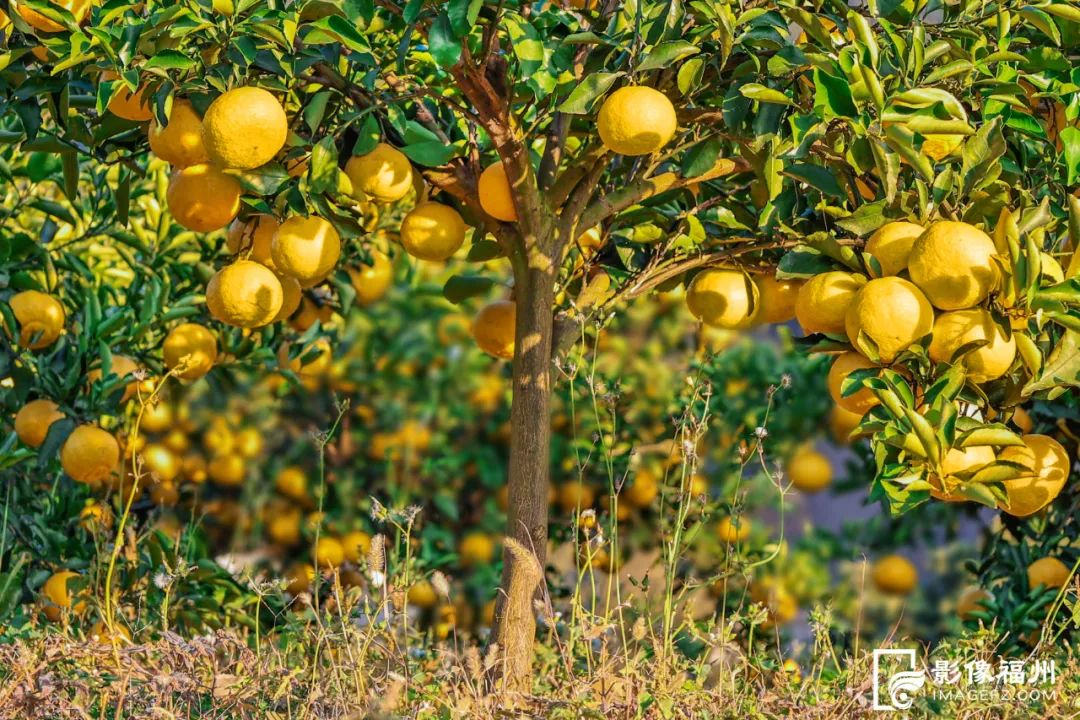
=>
[558,72,622,114]
[784,163,844,198]
[776,246,835,279]
[145,50,198,71]
[638,40,700,72]
[813,69,858,118]
[1060,127,1080,187]
[677,58,704,96]
[443,275,497,303]
[429,12,462,69]
[739,83,792,106]
[1022,329,1080,396]
[309,135,339,194]
[401,141,455,167]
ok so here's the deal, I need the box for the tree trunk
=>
[492,255,557,691]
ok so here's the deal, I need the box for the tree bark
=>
[492,238,557,691]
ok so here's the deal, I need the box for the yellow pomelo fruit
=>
[459,532,495,567]
[685,269,758,329]
[14,399,63,448]
[10,290,65,349]
[472,300,515,360]
[930,445,996,502]
[750,577,798,625]
[400,202,467,261]
[344,143,413,203]
[908,221,999,310]
[141,443,180,483]
[921,134,963,161]
[999,434,1069,517]
[716,516,751,544]
[275,466,307,500]
[61,425,120,485]
[827,351,880,414]
[105,76,154,122]
[845,277,933,363]
[87,355,140,402]
[956,586,992,619]
[597,86,677,156]
[314,536,345,568]
[208,454,245,486]
[206,260,284,328]
[342,530,371,563]
[754,275,802,324]
[18,0,90,33]
[41,570,84,621]
[201,86,287,169]
[478,162,517,222]
[163,323,217,380]
[557,481,595,513]
[794,271,866,335]
[787,445,832,492]
[166,164,241,232]
[872,555,917,595]
[408,580,438,608]
[1027,557,1071,590]
[139,402,172,434]
[927,309,1016,383]
[274,274,301,322]
[285,563,315,595]
[828,404,864,443]
[226,214,279,268]
[624,468,659,508]
[270,216,341,285]
[346,250,393,306]
[864,221,923,276]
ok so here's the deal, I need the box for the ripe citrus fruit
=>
[148,98,209,167]
[87,354,140,402]
[18,0,90,33]
[142,443,180,482]
[400,202,467,261]
[275,274,302,321]
[285,563,315,595]
[685,269,758,329]
[794,271,866,335]
[471,300,516,360]
[10,290,65,349]
[930,445,996,502]
[61,425,120,485]
[1027,557,1071,590]
[342,530,371,563]
[864,221,923,276]
[624,468,659,508]
[956,585,992,620]
[166,164,241,232]
[201,86,287,169]
[459,532,495,567]
[266,507,302,545]
[346,250,393,306]
[908,221,999,310]
[275,466,307,500]
[139,402,172,434]
[79,500,113,533]
[787,445,832,492]
[408,580,438,608]
[14,399,63,448]
[828,404,863,443]
[750,577,798,625]
[270,215,341,286]
[999,434,1069,517]
[597,86,677,156]
[226,214,279,268]
[844,277,933,362]
[826,351,880,414]
[557,481,596,513]
[478,162,517,222]
[314,536,345,568]
[208,454,245,486]
[41,570,84,621]
[163,322,217,380]
[872,554,918,595]
[754,275,801,324]
[716,516,750,544]
[105,75,153,122]
[206,260,284,328]
[928,309,1016,383]
[344,142,413,203]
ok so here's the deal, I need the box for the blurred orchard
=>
[1,0,1080,716]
